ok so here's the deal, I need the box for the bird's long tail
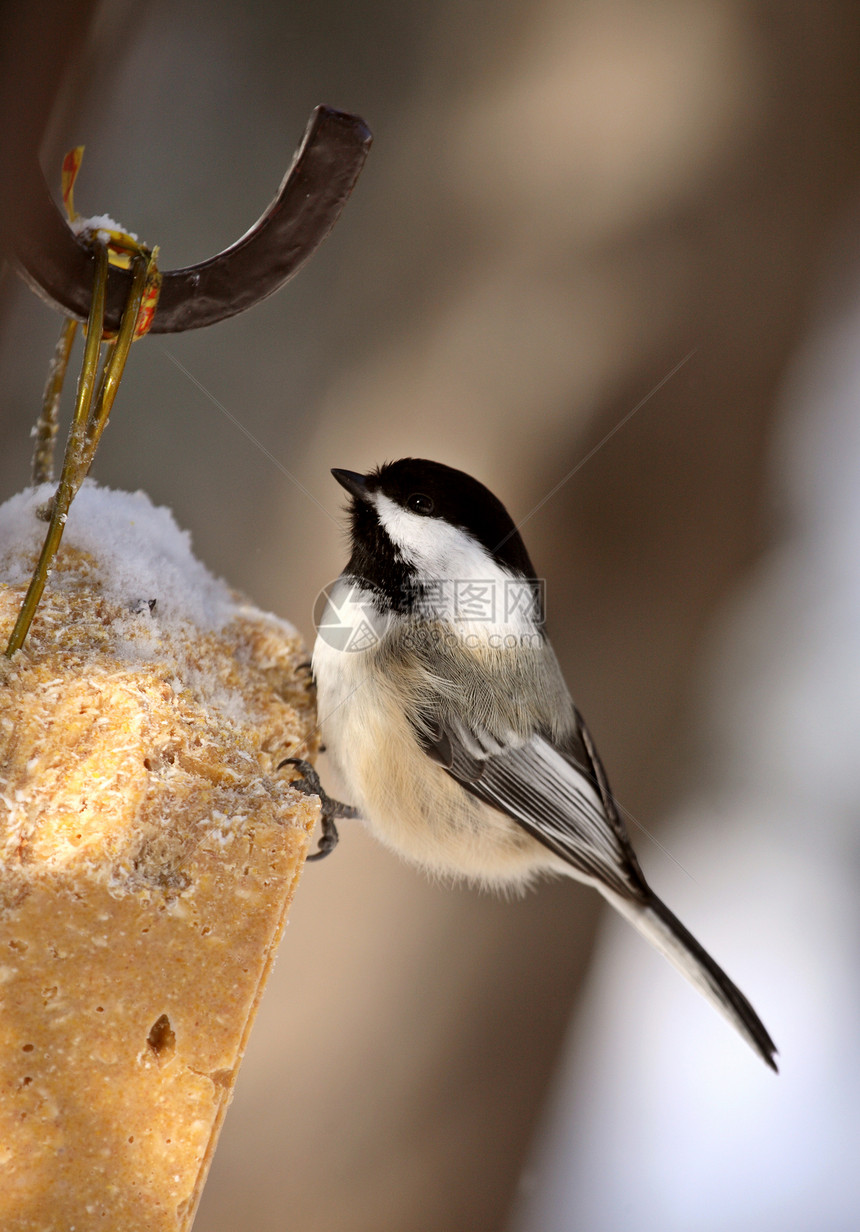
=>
[602,886,778,1071]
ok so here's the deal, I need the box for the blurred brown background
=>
[3,2,860,1229]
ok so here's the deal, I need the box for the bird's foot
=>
[278,757,359,861]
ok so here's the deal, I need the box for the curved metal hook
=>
[13,106,372,334]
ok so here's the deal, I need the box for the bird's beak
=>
[331,469,372,503]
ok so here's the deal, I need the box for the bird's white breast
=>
[312,578,552,886]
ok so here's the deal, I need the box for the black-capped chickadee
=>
[312,457,777,1070]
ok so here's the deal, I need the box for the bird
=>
[310,456,778,1070]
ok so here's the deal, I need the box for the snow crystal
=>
[69,213,139,244]
[0,482,239,633]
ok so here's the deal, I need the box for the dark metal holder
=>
[12,106,372,334]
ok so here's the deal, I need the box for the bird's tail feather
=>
[602,887,778,1071]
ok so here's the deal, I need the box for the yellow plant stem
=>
[81,252,149,477]
[4,244,150,658]
[32,318,78,486]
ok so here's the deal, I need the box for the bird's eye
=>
[407,492,434,515]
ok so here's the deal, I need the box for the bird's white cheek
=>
[374,494,488,581]
[373,496,540,636]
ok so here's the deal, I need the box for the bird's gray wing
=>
[415,709,646,897]
[414,707,780,1071]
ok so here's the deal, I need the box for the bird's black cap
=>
[333,458,538,580]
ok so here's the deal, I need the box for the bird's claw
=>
[278,757,358,861]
